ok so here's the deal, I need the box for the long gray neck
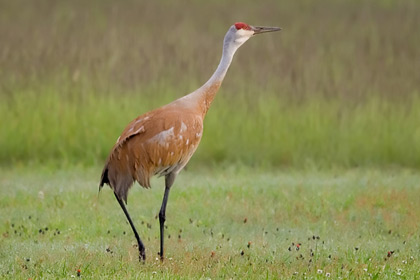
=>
[203,40,236,87]
[180,35,239,116]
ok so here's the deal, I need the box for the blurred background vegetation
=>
[1,0,419,168]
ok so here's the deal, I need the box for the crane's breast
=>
[109,107,204,189]
[139,113,203,177]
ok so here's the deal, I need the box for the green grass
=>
[2,87,420,168]
[1,166,420,278]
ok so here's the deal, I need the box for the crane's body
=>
[100,22,281,261]
[100,73,222,203]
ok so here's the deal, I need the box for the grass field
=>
[1,166,420,278]
[1,0,420,278]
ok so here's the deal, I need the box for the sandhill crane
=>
[99,22,281,261]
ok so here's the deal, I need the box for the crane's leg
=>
[159,173,176,260]
[114,192,146,262]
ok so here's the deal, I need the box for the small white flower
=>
[402,260,407,264]
[293,272,298,275]
[363,268,368,272]
[317,269,323,274]
[326,272,331,277]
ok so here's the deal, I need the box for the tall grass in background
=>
[1,0,419,168]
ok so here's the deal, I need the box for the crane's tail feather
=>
[98,163,134,204]
[99,166,109,192]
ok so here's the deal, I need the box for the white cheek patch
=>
[235,37,250,44]
[236,29,251,36]
[235,29,253,44]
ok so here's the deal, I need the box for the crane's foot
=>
[139,251,146,262]
[158,251,164,261]
[138,247,146,262]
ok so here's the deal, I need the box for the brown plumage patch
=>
[100,102,203,203]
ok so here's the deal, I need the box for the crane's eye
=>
[234,22,251,30]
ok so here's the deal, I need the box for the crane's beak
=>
[251,25,282,35]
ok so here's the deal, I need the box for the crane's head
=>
[224,22,281,49]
